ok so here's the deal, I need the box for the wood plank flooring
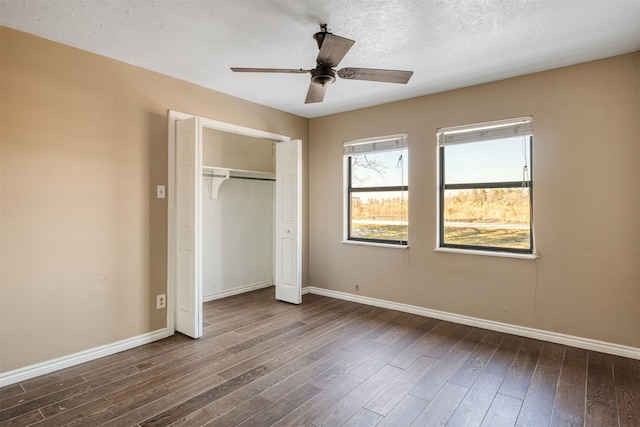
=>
[1,287,638,426]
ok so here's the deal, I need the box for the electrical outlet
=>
[156,294,166,309]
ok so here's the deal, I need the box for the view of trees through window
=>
[439,125,533,252]
[443,188,531,249]
[344,123,532,252]
[350,191,408,241]
[348,149,408,243]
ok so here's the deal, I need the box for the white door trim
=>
[167,110,291,335]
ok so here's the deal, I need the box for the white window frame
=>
[343,134,409,248]
[435,117,536,258]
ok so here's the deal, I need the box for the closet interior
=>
[201,127,276,302]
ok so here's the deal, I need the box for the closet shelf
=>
[202,166,275,199]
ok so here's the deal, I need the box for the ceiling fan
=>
[231,24,414,104]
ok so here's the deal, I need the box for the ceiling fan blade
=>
[305,82,327,104]
[231,67,310,74]
[316,33,355,67]
[337,68,413,84]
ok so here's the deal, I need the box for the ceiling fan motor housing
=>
[311,66,336,86]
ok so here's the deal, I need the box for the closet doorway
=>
[167,111,302,338]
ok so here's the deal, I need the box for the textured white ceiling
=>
[2,0,640,118]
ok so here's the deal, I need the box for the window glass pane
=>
[443,188,530,250]
[350,191,408,242]
[351,149,408,188]
[444,136,531,185]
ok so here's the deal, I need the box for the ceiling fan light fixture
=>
[310,67,336,86]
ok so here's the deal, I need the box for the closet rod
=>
[202,173,275,182]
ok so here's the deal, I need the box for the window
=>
[344,134,408,246]
[437,118,533,254]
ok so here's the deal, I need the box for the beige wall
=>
[0,27,308,372]
[203,127,275,173]
[308,52,640,349]
[1,25,638,374]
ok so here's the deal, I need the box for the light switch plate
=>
[157,185,165,199]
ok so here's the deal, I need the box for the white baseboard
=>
[0,328,170,387]
[4,286,636,388]
[305,286,640,360]
[203,281,272,302]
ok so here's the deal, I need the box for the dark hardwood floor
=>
[1,287,638,426]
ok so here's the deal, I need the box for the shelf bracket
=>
[205,169,230,199]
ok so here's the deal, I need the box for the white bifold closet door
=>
[174,117,203,338]
[275,139,302,304]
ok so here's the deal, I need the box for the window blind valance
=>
[343,134,408,156]
[437,117,532,147]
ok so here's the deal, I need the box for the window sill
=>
[342,240,409,249]
[434,246,538,259]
